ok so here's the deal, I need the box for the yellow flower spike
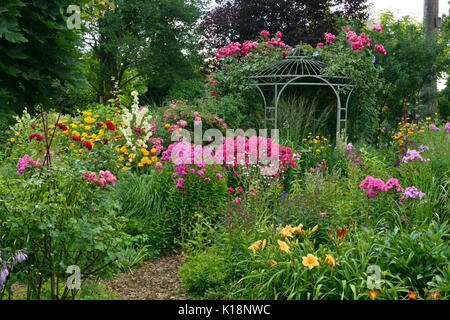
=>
[325,254,335,266]
[302,254,319,270]
[277,240,290,254]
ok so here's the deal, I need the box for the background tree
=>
[0,0,83,121]
[374,12,448,120]
[200,0,370,50]
[82,0,205,106]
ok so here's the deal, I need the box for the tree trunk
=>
[422,0,439,114]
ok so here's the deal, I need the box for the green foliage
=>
[114,171,174,249]
[179,250,232,298]
[0,0,83,120]
[0,163,129,300]
[374,12,449,118]
[166,78,206,103]
[83,0,205,105]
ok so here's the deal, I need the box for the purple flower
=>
[313,51,319,57]
[419,144,429,152]
[404,186,425,199]
[319,211,327,218]
[0,263,9,288]
[372,56,376,63]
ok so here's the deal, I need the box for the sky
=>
[369,0,449,20]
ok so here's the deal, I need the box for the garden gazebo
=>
[248,52,354,137]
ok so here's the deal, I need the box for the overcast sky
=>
[369,0,449,20]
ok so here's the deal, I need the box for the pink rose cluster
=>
[83,170,117,188]
[324,32,336,45]
[16,154,40,175]
[215,40,259,59]
[359,176,404,199]
[374,44,387,56]
[345,29,372,50]
[371,23,383,32]
[345,27,386,56]
[215,30,288,60]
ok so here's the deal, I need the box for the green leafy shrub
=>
[179,250,232,298]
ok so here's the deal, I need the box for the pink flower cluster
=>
[161,136,296,176]
[16,155,40,175]
[345,143,361,164]
[149,137,163,154]
[371,23,383,32]
[215,30,288,60]
[324,33,336,45]
[402,149,430,164]
[445,123,450,133]
[83,170,117,188]
[374,44,386,56]
[346,29,372,50]
[429,124,440,131]
[215,40,259,59]
[359,176,404,199]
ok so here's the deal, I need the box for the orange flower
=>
[324,254,335,267]
[407,291,418,300]
[280,227,293,238]
[302,254,319,270]
[248,240,262,254]
[366,290,379,300]
[261,239,267,249]
[427,291,441,300]
[269,259,277,267]
[277,240,290,254]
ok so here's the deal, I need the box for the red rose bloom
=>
[82,141,93,150]
[29,133,44,141]
[70,136,81,142]
[105,121,115,130]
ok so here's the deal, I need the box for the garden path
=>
[103,252,187,300]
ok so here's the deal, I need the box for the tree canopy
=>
[200,0,370,50]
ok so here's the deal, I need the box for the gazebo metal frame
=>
[248,54,354,136]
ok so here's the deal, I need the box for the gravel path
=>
[103,252,188,300]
